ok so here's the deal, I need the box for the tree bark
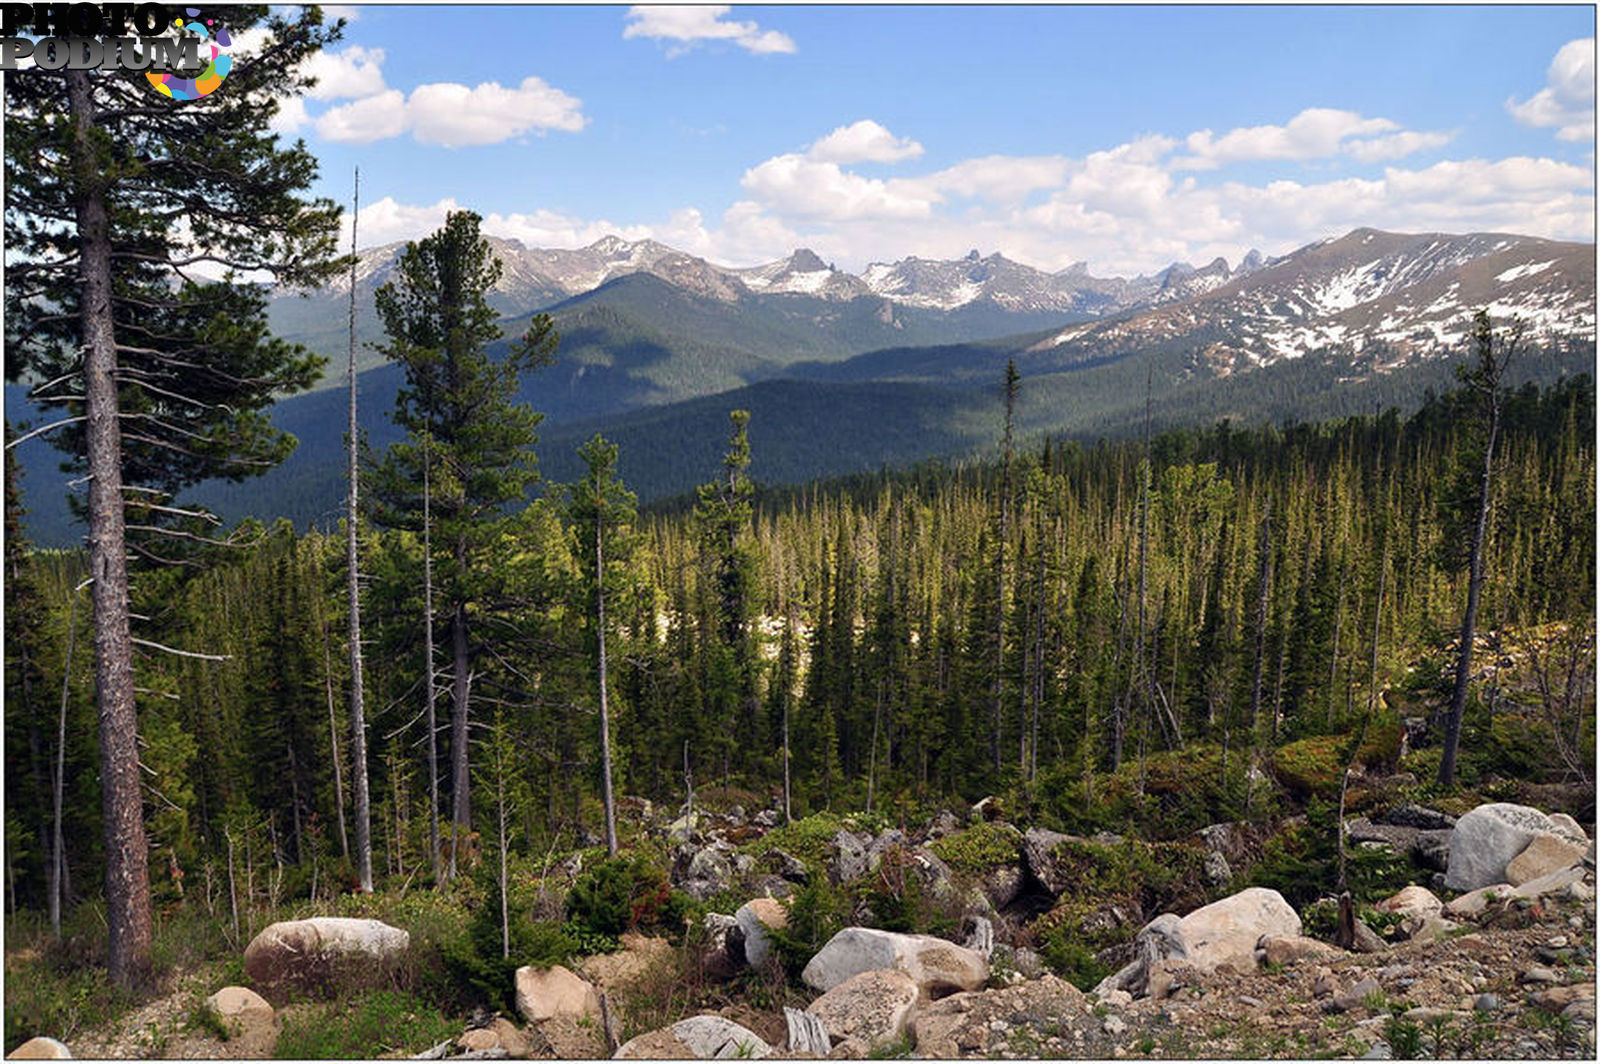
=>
[423,432,441,880]
[596,496,618,857]
[51,586,79,939]
[1438,380,1503,786]
[451,598,471,834]
[69,67,153,990]
[346,170,373,893]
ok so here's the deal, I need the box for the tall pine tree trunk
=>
[451,597,472,836]
[1438,315,1513,786]
[346,171,373,893]
[51,587,78,939]
[69,67,152,988]
[423,434,441,879]
[596,503,618,857]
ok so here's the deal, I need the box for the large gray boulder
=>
[1021,828,1073,894]
[1095,887,1300,998]
[243,917,409,1004]
[1444,803,1558,891]
[827,831,870,885]
[735,897,787,969]
[801,927,988,996]
[805,969,919,1055]
[614,1015,770,1059]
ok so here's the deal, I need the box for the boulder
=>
[206,986,278,1055]
[1444,803,1558,891]
[1511,865,1588,899]
[1374,885,1444,921]
[615,1016,770,1059]
[801,927,988,996]
[827,831,869,886]
[1175,887,1301,972]
[1203,851,1232,887]
[981,865,1025,911]
[736,897,788,969]
[913,975,1087,1058]
[514,964,600,1025]
[1094,887,1300,998]
[962,915,994,960]
[1255,935,1338,967]
[1548,813,1589,844]
[1021,828,1073,894]
[1505,834,1585,887]
[675,844,734,901]
[1377,804,1456,831]
[701,913,746,979]
[761,849,809,882]
[864,829,908,873]
[243,917,409,1003]
[804,969,919,1053]
[5,1039,71,1060]
[1444,883,1515,918]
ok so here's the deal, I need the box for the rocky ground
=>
[47,886,1594,1060]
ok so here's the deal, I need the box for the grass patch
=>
[274,989,456,1059]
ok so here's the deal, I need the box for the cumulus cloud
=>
[741,155,936,221]
[623,5,796,56]
[313,78,586,147]
[1176,108,1449,169]
[301,44,387,101]
[1507,38,1595,142]
[807,120,923,164]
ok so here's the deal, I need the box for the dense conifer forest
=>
[8,369,1593,913]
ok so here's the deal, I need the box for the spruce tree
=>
[3,8,343,986]
[369,210,556,862]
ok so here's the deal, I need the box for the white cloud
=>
[1507,38,1595,142]
[313,78,586,147]
[1343,129,1456,163]
[315,88,408,144]
[623,5,796,56]
[301,44,387,101]
[406,77,587,147]
[807,120,923,164]
[268,95,309,136]
[741,154,936,221]
[1175,108,1455,169]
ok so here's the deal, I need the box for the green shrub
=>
[766,878,848,979]
[274,989,456,1059]
[1037,925,1112,992]
[567,854,679,939]
[1271,736,1345,799]
[928,822,1020,871]
[736,812,846,875]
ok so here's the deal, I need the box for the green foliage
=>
[185,998,231,1043]
[566,854,673,938]
[738,812,846,874]
[1271,736,1345,799]
[1384,1015,1423,1060]
[274,989,457,1060]
[766,878,850,979]
[928,821,1021,871]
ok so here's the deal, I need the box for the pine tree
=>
[3,9,343,985]
[567,435,637,856]
[1437,311,1522,787]
[369,210,556,868]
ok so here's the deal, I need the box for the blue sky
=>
[257,4,1595,275]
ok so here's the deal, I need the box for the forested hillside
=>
[8,373,1593,911]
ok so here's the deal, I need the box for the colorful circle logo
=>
[146,9,231,100]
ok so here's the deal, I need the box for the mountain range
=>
[12,226,1595,545]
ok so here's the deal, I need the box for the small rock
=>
[1474,993,1501,1012]
[1520,966,1561,985]
[1313,967,1338,1000]
[1362,1040,1393,1060]
[458,1028,501,1053]
[1101,989,1133,1009]
[1329,977,1382,1013]
[1103,1015,1127,1037]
